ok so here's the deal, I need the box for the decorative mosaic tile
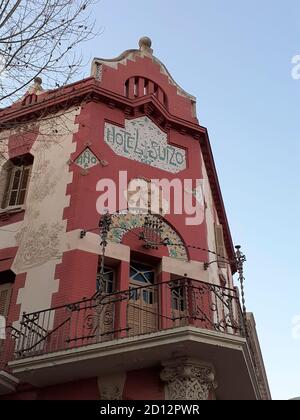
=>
[104,117,186,174]
[108,211,188,260]
[75,148,99,170]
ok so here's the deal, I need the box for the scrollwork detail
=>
[161,358,217,400]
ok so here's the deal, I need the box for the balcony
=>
[5,278,262,399]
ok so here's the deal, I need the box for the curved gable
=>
[91,37,198,123]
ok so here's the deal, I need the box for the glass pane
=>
[172,287,186,311]
[12,170,21,190]
[143,271,155,283]
[129,288,138,301]
[143,290,149,303]
[96,268,114,293]
[17,189,26,205]
[135,273,147,283]
[105,276,113,293]
[131,263,149,272]
[20,168,30,189]
[143,290,153,304]
[172,298,178,310]
[106,283,113,293]
[130,263,155,285]
[9,191,17,206]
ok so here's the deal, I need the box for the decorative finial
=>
[139,36,153,54]
[27,76,43,94]
[34,77,42,86]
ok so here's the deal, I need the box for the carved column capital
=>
[160,358,217,400]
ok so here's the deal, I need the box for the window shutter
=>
[214,224,227,268]
[0,283,12,317]
[0,284,11,352]
[1,167,13,209]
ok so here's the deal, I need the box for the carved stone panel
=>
[161,358,217,400]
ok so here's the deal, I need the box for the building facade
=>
[0,37,271,400]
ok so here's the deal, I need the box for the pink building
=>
[0,37,271,400]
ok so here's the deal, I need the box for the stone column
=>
[160,358,217,400]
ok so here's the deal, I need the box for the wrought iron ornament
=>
[139,214,170,249]
[235,245,247,316]
[98,212,112,293]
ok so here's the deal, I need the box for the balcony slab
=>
[9,326,260,400]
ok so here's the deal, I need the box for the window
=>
[130,263,155,285]
[129,263,155,304]
[7,165,31,207]
[0,271,14,349]
[171,286,186,311]
[96,266,115,294]
[124,77,168,108]
[0,283,12,320]
[0,271,14,318]
[214,224,227,268]
[1,154,33,210]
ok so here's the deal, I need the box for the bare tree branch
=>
[0,0,98,106]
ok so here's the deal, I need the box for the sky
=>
[79,0,300,400]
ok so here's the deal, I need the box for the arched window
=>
[124,76,168,108]
[1,154,33,210]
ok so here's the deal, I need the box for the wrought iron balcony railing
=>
[4,278,245,362]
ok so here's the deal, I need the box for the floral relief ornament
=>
[29,159,59,201]
[14,221,64,271]
[160,359,217,400]
[100,385,122,400]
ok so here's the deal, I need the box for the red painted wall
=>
[124,367,165,400]
[1,378,99,400]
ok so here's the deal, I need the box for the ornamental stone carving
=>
[98,372,126,400]
[29,158,58,201]
[13,220,64,272]
[160,358,217,400]
[107,210,188,260]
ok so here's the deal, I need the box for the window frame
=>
[2,163,32,211]
[129,262,157,304]
[171,285,187,312]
